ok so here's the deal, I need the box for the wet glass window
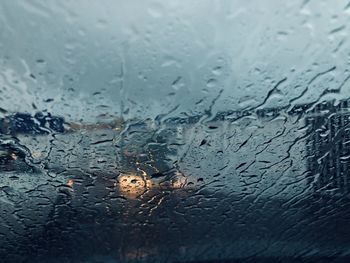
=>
[1,1,350,262]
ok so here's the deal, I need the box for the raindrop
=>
[206,78,217,88]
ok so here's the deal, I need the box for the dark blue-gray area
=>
[0,112,65,135]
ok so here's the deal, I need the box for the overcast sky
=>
[1,0,350,122]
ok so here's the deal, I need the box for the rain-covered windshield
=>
[1,1,350,263]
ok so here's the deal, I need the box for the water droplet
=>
[206,78,217,88]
